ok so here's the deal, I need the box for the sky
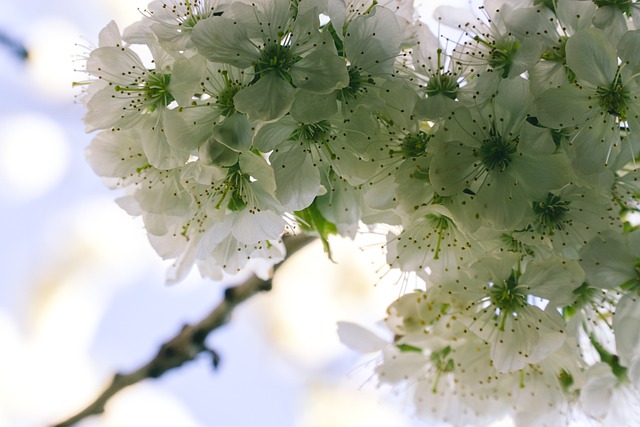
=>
[0,1,493,427]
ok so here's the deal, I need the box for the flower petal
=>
[270,146,320,210]
[566,28,617,86]
[290,48,348,94]
[212,113,253,152]
[191,16,259,68]
[337,321,388,353]
[234,72,295,121]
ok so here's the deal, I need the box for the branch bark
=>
[51,233,315,427]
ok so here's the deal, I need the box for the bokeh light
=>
[25,17,86,103]
[0,113,70,202]
[262,236,398,369]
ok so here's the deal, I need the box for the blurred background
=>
[0,1,489,426]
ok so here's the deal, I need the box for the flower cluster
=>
[79,0,640,424]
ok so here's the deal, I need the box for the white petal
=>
[134,172,190,215]
[84,87,140,132]
[85,130,146,178]
[86,46,146,83]
[613,294,640,367]
[508,37,545,78]
[433,6,478,30]
[336,321,388,353]
[474,172,527,230]
[494,77,531,134]
[231,210,285,243]
[97,20,123,47]
[580,363,617,418]
[629,354,640,387]
[429,140,478,196]
[344,6,402,74]
[618,30,640,71]
[212,113,253,152]
[580,232,636,289]
[165,239,199,285]
[529,60,570,95]
[415,94,458,120]
[566,28,617,86]
[270,146,321,210]
[233,72,295,122]
[168,55,207,107]
[518,122,555,156]
[198,215,234,257]
[141,125,190,169]
[535,85,594,129]
[253,117,298,152]
[489,306,565,373]
[520,257,585,306]
[191,16,259,68]
[238,151,277,195]
[290,91,338,123]
[164,106,217,151]
[290,49,348,94]
[377,347,427,384]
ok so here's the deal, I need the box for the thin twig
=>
[0,30,28,61]
[51,233,315,427]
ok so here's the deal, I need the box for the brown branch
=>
[51,233,315,427]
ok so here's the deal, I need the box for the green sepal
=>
[558,369,574,393]
[294,199,338,260]
[228,190,247,211]
[325,23,344,57]
[397,343,422,353]
[589,333,628,380]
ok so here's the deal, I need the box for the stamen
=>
[479,130,517,172]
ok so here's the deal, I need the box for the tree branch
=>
[0,30,28,61]
[51,233,315,427]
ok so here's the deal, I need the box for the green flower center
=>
[500,233,535,256]
[255,42,296,80]
[425,73,458,100]
[425,213,452,260]
[475,36,521,78]
[428,345,455,393]
[178,1,222,29]
[217,163,247,211]
[291,120,333,142]
[489,270,527,315]
[596,73,630,120]
[479,131,517,172]
[117,72,175,111]
[570,282,601,311]
[400,131,430,158]
[430,345,454,373]
[540,36,576,82]
[338,66,374,101]
[541,36,568,63]
[215,71,243,116]
[533,192,570,233]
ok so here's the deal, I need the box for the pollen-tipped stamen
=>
[479,131,517,172]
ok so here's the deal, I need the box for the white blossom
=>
[79,0,640,424]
